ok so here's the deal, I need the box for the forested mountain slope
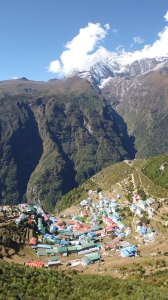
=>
[115,68,168,158]
[69,57,168,159]
[97,66,168,158]
[0,77,134,210]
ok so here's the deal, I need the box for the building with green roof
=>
[90,225,102,231]
[57,247,68,254]
[37,251,48,256]
[49,256,60,262]
[82,252,100,266]
[68,246,77,254]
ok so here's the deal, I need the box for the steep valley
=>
[70,57,168,159]
[0,77,135,210]
[1,63,168,211]
[96,64,168,158]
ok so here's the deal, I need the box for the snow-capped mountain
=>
[67,56,168,88]
[67,55,168,160]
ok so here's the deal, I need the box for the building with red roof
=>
[103,224,117,234]
[56,221,65,229]
[81,210,88,217]
[74,221,83,230]
[29,237,37,246]
[80,225,91,232]
[66,221,75,225]
[43,214,50,221]
[26,261,44,268]
[103,216,117,227]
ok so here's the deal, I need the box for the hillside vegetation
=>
[0,261,168,299]
[2,155,168,299]
[0,77,135,211]
[142,153,168,189]
[116,69,168,158]
[2,72,168,211]
[57,153,168,212]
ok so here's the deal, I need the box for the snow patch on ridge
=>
[69,56,168,88]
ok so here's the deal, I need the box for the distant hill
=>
[0,77,134,210]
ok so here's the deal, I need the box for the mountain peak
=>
[66,56,168,88]
[19,77,29,81]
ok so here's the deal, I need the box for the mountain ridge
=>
[0,77,135,210]
[1,57,168,209]
[67,56,168,159]
[67,56,168,87]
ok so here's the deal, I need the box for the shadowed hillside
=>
[0,96,43,205]
[113,68,168,158]
[0,77,135,210]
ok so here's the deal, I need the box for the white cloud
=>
[110,17,168,68]
[116,45,125,55]
[133,36,144,44]
[112,29,119,36]
[104,24,110,30]
[48,60,61,74]
[60,22,110,75]
[47,22,110,75]
[164,11,168,21]
[48,11,168,76]
[13,77,18,79]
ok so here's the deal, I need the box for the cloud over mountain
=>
[48,11,168,76]
[133,37,144,44]
[48,22,110,75]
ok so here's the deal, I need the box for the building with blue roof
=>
[50,225,56,233]
[60,240,69,246]
[120,246,136,257]
[141,227,147,235]
[50,217,56,223]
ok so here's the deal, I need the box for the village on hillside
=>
[1,177,167,271]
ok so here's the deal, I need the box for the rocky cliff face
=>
[0,95,43,204]
[0,77,135,210]
[2,62,168,210]
[67,57,168,159]
[100,66,168,158]
[67,57,168,86]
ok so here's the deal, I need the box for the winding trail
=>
[124,160,168,199]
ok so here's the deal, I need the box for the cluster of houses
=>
[130,192,156,242]
[1,188,159,267]
[25,191,139,264]
[131,192,155,217]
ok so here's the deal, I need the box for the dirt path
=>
[124,159,167,199]
[136,167,168,200]
[132,212,137,231]
[131,174,136,189]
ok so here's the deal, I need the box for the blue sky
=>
[0,0,168,81]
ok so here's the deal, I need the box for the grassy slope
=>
[142,152,168,190]
[58,153,168,213]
